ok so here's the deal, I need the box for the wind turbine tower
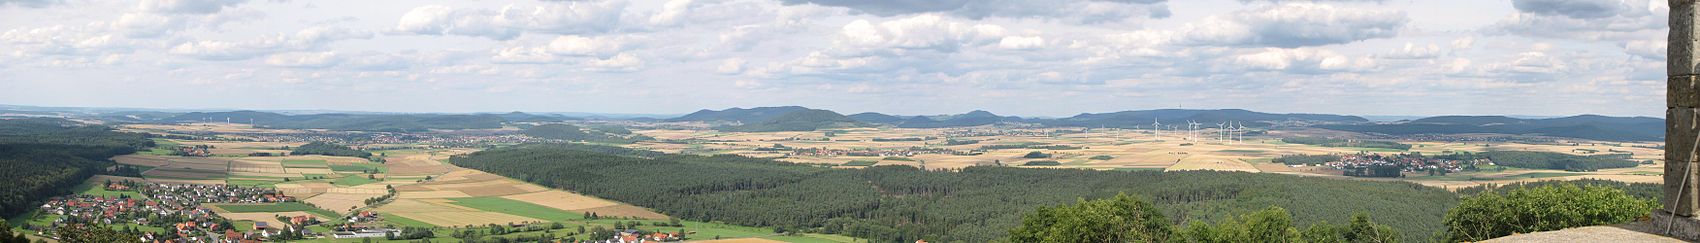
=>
[1151,118,1162,141]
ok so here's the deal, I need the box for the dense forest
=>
[717,109,863,132]
[451,144,1459,242]
[1469,151,1639,171]
[520,124,652,144]
[289,141,371,158]
[1281,137,1412,150]
[1272,154,1341,165]
[0,118,152,219]
[1315,115,1663,141]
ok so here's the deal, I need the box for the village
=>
[1324,153,1487,178]
[19,180,420,242]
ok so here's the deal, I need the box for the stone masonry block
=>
[1675,0,1700,75]
[1669,107,1700,216]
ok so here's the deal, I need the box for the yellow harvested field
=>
[690,239,787,243]
[398,191,472,199]
[377,199,543,227]
[500,191,620,211]
[1165,156,1260,172]
[304,192,384,213]
[580,205,670,220]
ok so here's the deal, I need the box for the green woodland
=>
[0,118,153,219]
[288,141,371,158]
[451,144,1462,242]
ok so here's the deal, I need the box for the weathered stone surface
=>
[1676,75,1700,107]
[1669,107,1700,216]
[1650,212,1700,242]
[1482,224,1688,243]
[1676,0,1699,75]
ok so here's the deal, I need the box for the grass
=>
[226,179,281,187]
[233,221,255,231]
[332,175,379,186]
[448,197,584,222]
[213,202,340,218]
[72,180,145,198]
[378,214,438,228]
[841,160,878,166]
[329,163,386,173]
[282,159,328,168]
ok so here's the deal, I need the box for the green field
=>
[449,197,584,222]
[212,202,339,218]
[329,161,388,173]
[282,159,328,168]
[332,175,380,186]
[841,160,878,166]
[72,180,144,198]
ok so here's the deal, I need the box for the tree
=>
[56,224,139,243]
[1007,193,1175,242]
[1442,184,1656,242]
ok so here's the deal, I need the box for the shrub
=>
[1023,151,1050,158]
[1007,193,1176,242]
[1442,184,1657,242]
[1022,160,1061,166]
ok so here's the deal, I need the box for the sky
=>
[0,0,1672,117]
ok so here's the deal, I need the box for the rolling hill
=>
[1044,109,1369,128]
[718,108,863,132]
[850,110,1030,128]
[162,111,508,132]
[1315,115,1663,141]
[666,106,814,123]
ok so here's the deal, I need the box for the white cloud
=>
[168,26,373,60]
[1234,48,1376,73]
[1176,3,1408,48]
[394,1,627,40]
[139,0,248,14]
[1379,43,1442,59]
[718,58,746,74]
[834,14,1007,53]
[585,53,645,72]
[265,51,340,68]
[997,36,1044,50]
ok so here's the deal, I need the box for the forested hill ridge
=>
[1044,109,1369,128]
[716,108,862,132]
[157,111,546,132]
[849,110,1031,128]
[1316,115,1663,141]
[451,143,1460,242]
[0,118,153,219]
[665,106,815,123]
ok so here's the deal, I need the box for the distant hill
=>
[719,109,862,132]
[163,111,507,132]
[1045,109,1368,128]
[1315,115,1663,141]
[493,112,577,122]
[667,106,813,123]
[847,110,1032,128]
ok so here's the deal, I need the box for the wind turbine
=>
[1236,122,1248,143]
[1151,118,1162,141]
[1217,122,1227,141]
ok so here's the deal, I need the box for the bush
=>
[1089,155,1114,160]
[1442,184,1657,242]
[1023,151,1050,158]
[1007,194,1176,242]
[1022,160,1061,166]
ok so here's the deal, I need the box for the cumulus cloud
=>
[1379,43,1442,59]
[585,53,645,72]
[394,1,627,40]
[491,35,631,63]
[0,0,60,8]
[834,14,1007,53]
[1512,0,1622,19]
[997,36,1044,50]
[779,0,1170,23]
[1233,48,1376,74]
[1492,0,1664,42]
[265,51,340,68]
[140,0,248,14]
[1177,3,1406,48]
[169,26,374,60]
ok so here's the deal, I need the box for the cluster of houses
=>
[592,230,684,243]
[785,147,968,157]
[1326,153,1486,177]
[172,145,214,157]
[29,181,306,242]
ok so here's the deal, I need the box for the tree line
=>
[0,118,154,219]
[450,144,1460,242]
